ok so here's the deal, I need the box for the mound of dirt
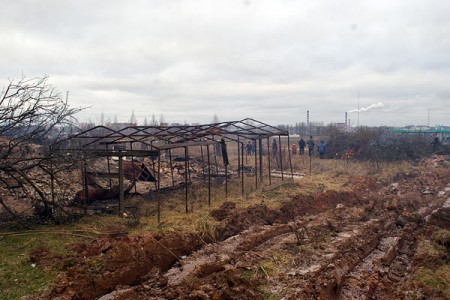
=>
[280,190,360,219]
[427,207,450,229]
[29,246,63,269]
[209,201,236,221]
[216,204,283,240]
[42,233,203,300]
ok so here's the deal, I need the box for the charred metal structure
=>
[62,118,293,222]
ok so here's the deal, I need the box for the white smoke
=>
[348,102,384,113]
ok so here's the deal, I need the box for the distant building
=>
[79,123,96,130]
[106,122,136,131]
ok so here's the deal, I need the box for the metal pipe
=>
[278,135,284,180]
[258,139,263,182]
[118,155,124,215]
[207,144,211,206]
[130,142,137,193]
[287,135,294,178]
[200,145,206,182]
[237,136,241,177]
[169,149,174,187]
[267,137,272,185]
[157,152,161,223]
[241,142,244,196]
[225,164,228,198]
[106,144,112,188]
[254,139,258,189]
[184,146,188,214]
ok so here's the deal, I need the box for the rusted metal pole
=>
[187,147,192,182]
[279,135,284,180]
[258,139,263,182]
[207,144,211,207]
[237,136,241,177]
[225,164,228,198]
[267,137,272,186]
[254,140,258,189]
[287,135,294,178]
[130,142,137,193]
[213,138,219,175]
[169,149,174,187]
[118,155,124,215]
[82,158,88,214]
[241,142,244,196]
[49,154,55,205]
[157,152,161,223]
[200,145,206,182]
[184,146,188,214]
[106,144,112,188]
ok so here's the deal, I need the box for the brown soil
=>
[31,155,450,300]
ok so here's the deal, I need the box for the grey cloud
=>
[0,0,449,126]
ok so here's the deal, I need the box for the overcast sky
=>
[1,0,449,127]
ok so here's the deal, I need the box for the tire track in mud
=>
[96,191,364,300]
[260,211,399,299]
[44,156,450,300]
[340,192,450,300]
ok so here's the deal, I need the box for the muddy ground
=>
[30,155,450,299]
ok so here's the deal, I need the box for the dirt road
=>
[36,156,450,299]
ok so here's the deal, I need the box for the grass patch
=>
[416,266,450,298]
[0,230,90,299]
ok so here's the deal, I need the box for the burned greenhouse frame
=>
[59,118,292,222]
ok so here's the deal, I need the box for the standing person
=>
[252,141,256,156]
[431,135,439,152]
[307,136,315,156]
[246,141,252,156]
[318,140,326,159]
[272,139,278,156]
[291,143,297,155]
[299,137,306,155]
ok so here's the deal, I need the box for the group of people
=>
[245,141,256,156]
[246,136,327,159]
[292,136,326,159]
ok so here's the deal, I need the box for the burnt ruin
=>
[59,118,293,221]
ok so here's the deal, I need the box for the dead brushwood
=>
[290,222,308,245]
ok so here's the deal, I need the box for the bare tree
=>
[212,114,219,123]
[151,113,157,126]
[129,110,137,124]
[159,114,165,125]
[0,76,83,224]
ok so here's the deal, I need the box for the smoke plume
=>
[348,102,384,113]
